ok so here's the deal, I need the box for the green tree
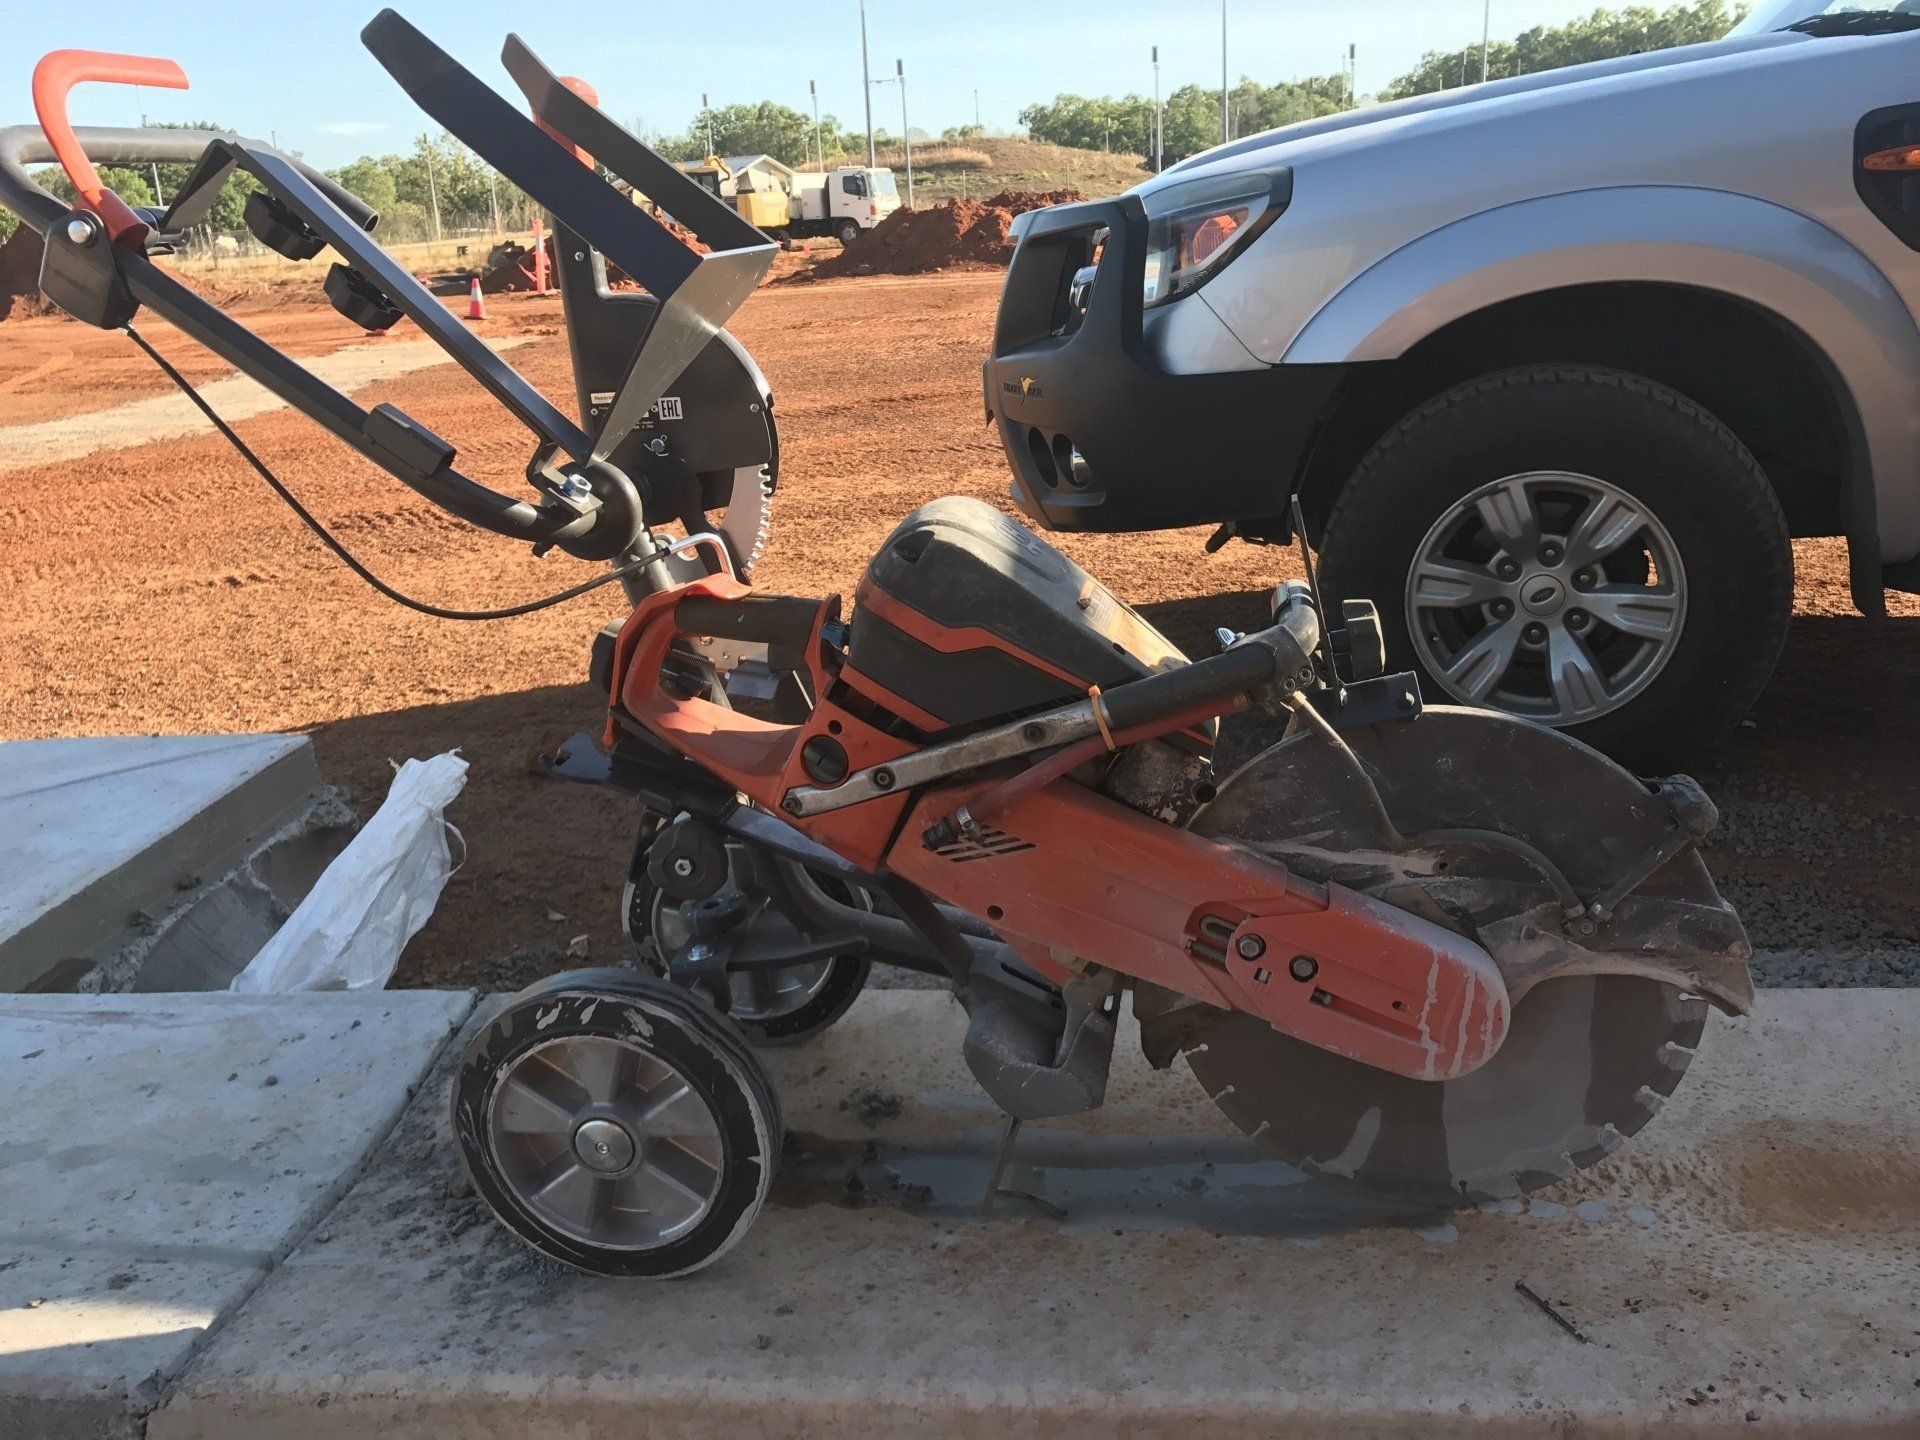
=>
[1023,75,1346,164]
[1382,0,1746,97]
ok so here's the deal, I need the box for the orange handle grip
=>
[32,48,189,244]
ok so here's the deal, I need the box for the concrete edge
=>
[6,741,320,992]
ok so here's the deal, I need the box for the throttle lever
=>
[32,50,189,246]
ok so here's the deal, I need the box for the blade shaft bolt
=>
[1288,954,1319,982]
[1235,934,1266,960]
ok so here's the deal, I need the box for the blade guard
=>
[32,49,188,245]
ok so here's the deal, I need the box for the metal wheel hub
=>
[1406,470,1687,725]
[572,1118,637,1174]
[490,1035,725,1249]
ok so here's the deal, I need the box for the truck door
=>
[835,169,869,225]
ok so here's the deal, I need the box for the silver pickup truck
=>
[986,0,1920,764]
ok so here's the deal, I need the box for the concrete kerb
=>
[0,990,476,1439]
[151,988,1920,1440]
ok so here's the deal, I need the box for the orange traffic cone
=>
[466,276,486,322]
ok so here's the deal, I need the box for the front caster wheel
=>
[452,968,781,1278]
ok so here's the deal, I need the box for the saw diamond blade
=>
[716,464,773,576]
[1185,704,1722,1206]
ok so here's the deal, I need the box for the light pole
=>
[702,93,714,157]
[1152,45,1162,171]
[859,0,876,168]
[1348,43,1357,110]
[136,100,165,206]
[974,88,981,131]
[810,79,822,170]
[896,59,912,207]
[1481,0,1492,84]
[420,133,442,241]
[1221,0,1230,143]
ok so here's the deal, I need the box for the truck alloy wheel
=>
[1405,469,1688,725]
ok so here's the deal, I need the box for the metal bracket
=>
[1302,670,1424,730]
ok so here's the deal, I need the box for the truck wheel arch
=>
[1283,188,1911,615]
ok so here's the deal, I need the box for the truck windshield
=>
[871,170,898,198]
[1731,1,1920,33]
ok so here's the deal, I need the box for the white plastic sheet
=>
[230,752,468,993]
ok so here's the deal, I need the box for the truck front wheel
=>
[833,218,861,247]
[1316,365,1792,768]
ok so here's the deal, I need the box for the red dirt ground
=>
[0,273,1915,987]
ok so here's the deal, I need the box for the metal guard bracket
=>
[359,10,779,463]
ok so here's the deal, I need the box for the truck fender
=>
[1282,185,1920,586]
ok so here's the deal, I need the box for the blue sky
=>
[9,1,1618,169]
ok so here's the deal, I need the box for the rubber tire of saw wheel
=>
[834,218,861,247]
[452,968,781,1278]
[1316,365,1792,770]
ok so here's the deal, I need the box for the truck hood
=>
[1156,28,1809,187]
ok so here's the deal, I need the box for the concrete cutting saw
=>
[0,12,1751,1276]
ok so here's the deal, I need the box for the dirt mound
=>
[982,188,1084,212]
[805,188,1085,280]
[0,227,50,323]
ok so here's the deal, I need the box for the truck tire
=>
[1316,365,1792,768]
[834,218,861,247]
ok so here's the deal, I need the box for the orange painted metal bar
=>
[32,49,189,245]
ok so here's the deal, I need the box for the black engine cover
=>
[846,496,1193,734]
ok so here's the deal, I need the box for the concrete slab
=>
[155,989,1920,1439]
[0,990,473,1438]
[0,735,319,992]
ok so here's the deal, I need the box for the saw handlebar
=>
[1102,595,1322,732]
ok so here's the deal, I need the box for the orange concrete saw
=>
[0,13,1751,1277]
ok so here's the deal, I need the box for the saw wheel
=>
[1184,705,1718,1208]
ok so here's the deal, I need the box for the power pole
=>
[1348,43,1357,110]
[488,168,501,234]
[1481,0,1492,83]
[860,0,876,167]
[896,59,912,207]
[974,88,981,131]
[1152,45,1162,171]
[702,93,714,157]
[420,134,442,241]
[810,80,822,169]
[136,102,165,206]
[1220,0,1230,143]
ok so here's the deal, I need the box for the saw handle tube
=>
[1101,596,1321,733]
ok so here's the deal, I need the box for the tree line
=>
[0,0,1748,246]
[1021,0,1743,163]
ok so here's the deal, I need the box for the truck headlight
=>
[1141,167,1291,308]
